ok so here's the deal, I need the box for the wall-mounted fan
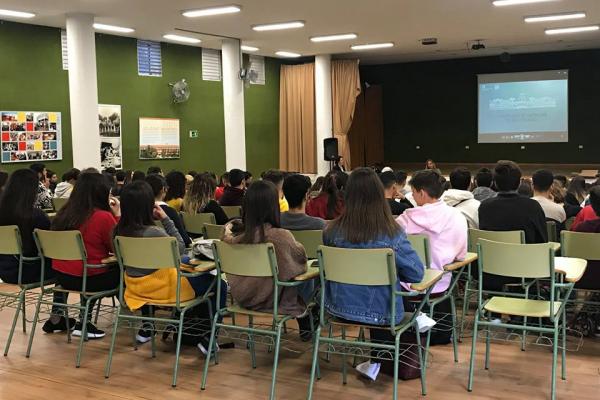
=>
[239,68,258,88]
[169,79,190,103]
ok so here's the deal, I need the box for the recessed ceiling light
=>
[275,51,301,58]
[0,9,35,19]
[163,34,201,44]
[310,33,358,42]
[253,21,305,32]
[241,45,259,52]
[182,5,241,18]
[93,23,134,33]
[545,25,600,35]
[492,0,557,6]
[525,12,586,23]
[351,42,394,51]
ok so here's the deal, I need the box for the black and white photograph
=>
[42,150,57,159]
[26,151,41,160]
[100,137,122,169]
[99,104,123,168]
[2,142,18,152]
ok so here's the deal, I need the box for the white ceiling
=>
[2,0,600,64]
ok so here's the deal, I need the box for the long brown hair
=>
[239,180,280,244]
[327,168,400,243]
[183,173,217,214]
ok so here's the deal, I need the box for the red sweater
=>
[570,205,597,231]
[52,209,118,277]
[306,194,344,220]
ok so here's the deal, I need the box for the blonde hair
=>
[183,173,217,214]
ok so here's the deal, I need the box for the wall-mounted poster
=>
[139,117,180,159]
[99,104,122,169]
[1,111,62,163]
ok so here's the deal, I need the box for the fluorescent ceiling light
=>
[182,5,241,18]
[163,34,201,44]
[241,45,259,52]
[310,33,357,42]
[93,23,134,33]
[0,9,35,18]
[525,12,586,23]
[275,51,301,58]
[351,42,394,51]
[545,25,600,35]
[493,0,557,6]
[253,21,304,31]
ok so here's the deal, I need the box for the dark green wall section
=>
[360,49,600,164]
[0,21,281,176]
[0,21,72,173]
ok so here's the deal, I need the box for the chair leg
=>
[308,312,320,380]
[352,327,364,367]
[201,313,219,390]
[306,326,322,400]
[21,292,27,334]
[325,324,333,363]
[484,316,491,370]
[94,298,102,324]
[467,311,480,392]
[460,270,472,341]
[248,315,257,369]
[450,293,459,363]
[341,326,347,385]
[424,303,435,369]
[268,323,284,400]
[393,334,400,400]
[171,311,186,387]
[76,302,91,368]
[561,307,567,381]
[521,316,528,351]
[25,292,43,358]
[551,321,559,400]
[415,325,426,396]
[4,293,24,356]
[104,306,121,378]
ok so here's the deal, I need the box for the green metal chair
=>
[290,230,323,260]
[180,212,216,236]
[407,234,431,267]
[51,197,68,212]
[221,205,242,219]
[547,220,558,243]
[0,226,54,356]
[461,229,525,338]
[26,229,118,367]
[306,245,443,400]
[467,239,585,400]
[105,236,215,387]
[201,241,316,400]
[202,223,225,240]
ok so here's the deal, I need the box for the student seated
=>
[571,204,597,230]
[280,174,326,230]
[145,174,191,246]
[114,181,226,352]
[51,172,121,339]
[146,166,163,176]
[565,176,587,208]
[30,163,53,209]
[262,169,289,212]
[219,169,246,207]
[183,173,229,225]
[479,161,547,243]
[378,171,410,216]
[215,172,229,202]
[309,176,324,199]
[572,187,600,298]
[306,171,345,220]
[324,168,424,381]
[111,170,127,197]
[394,170,414,209]
[0,169,70,333]
[164,171,186,212]
[223,180,314,340]
[397,170,467,294]
[54,168,80,199]
[472,167,497,202]
[132,170,145,181]
[532,169,566,224]
[443,167,480,228]
[550,181,580,219]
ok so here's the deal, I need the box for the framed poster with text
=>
[139,117,180,159]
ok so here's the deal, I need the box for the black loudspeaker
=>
[324,138,339,161]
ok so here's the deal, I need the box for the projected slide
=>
[478,70,568,143]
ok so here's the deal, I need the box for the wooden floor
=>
[0,298,599,400]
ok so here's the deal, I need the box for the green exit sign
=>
[189,130,199,138]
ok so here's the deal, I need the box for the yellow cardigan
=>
[124,268,195,311]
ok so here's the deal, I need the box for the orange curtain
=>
[279,63,316,173]
[332,59,361,170]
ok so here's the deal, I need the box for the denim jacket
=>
[322,228,424,325]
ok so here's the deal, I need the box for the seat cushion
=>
[484,297,562,318]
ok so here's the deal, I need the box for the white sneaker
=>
[356,361,381,381]
[490,318,502,325]
[416,312,437,333]
[197,336,220,356]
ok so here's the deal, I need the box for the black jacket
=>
[478,192,548,244]
[219,187,245,207]
[160,204,192,246]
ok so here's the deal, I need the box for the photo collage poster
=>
[1,111,62,163]
[99,104,123,169]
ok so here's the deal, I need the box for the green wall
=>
[0,21,280,176]
[0,21,72,173]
